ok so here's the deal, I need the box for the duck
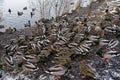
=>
[32,8,36,11]
[24,20,31,27]
[22,62,39,72]
[4,56,15,67]
[103,51,117,58]
[45,65,67,76]
[94,26,101,32]
[5,27,13,34]
[23,6,27,10]
[35,21,40,26]
[13,51,26,64]
[17,11,23,16]
[102,50,119,63]
[30,12,35,18]
[70,2,74,5]
[25,54,39,63]
[79,61,97,79]
[108,39,119,48]
[8,9,11,14]
[88,35,99,41]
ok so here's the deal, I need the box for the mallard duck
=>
[45,65,67,76]
[8,9,11,14]
[38,75,48,80]
[108,39,119,48]
[4,56,15,67]
[79,61,97,79]
[23,6,27,10]
[5,27,13,34]
[102,50,118,63]
[32,8,36,11]
[13,51,26,63]
[103,50,118,58]
[99,39,109,46]
[25,54,39,63]
[95,26,101,32]
[24,20,31,27]
[88,35,99,41]
[22,62,39,72]
[17,11,23,16]
[30,12,35,18]
[103,52,117,59]
[35,21,40,26]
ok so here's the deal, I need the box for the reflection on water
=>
[0,0,93,32]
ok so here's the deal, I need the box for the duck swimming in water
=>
[24,20,31,27]
[30,12,35,18]
[35,21,40,26]
[17,11,23,16]
[23,6,27,10]
[32,8,36,11]
[8,9,11,14]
